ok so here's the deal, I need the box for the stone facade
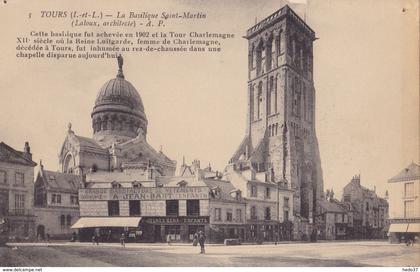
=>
[387,163,420,243]
[229,5,324,238]
[0,142,37,241]
[342,175,389,239]
[33,164,81,239]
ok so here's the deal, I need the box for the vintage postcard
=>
[0,0,419,270]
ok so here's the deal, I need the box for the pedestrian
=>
[193,232,198,246]
[198,230,206,254]
[46,233,50,243]
[96,233,100,245]
[92,234,96,245]
[274,231,279,245]
[166,234,172,246]
[120,232,126,248]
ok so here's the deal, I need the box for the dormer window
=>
[132,181,142,188]
[177,180,187,187]
[230,190,242,200]
[111,181,122,188]
[210,187,221,198]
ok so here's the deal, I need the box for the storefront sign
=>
[79,187,209,201]
[144,217,209,225]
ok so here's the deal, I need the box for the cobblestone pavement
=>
[1,241,419,267]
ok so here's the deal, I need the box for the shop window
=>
[15,172,24,186]
[129,200,141,216]
[226,211,233,222]
[166,200,179,216]
[186,200,200,216]
[214,208,221,221]
[0,170,6,184]
[108,200,120,216]
[165,225,181,241]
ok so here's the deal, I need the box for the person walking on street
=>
[167,234,172,246]
[198,230,206,254]
[193,232,198,246]
[120,232,126,248]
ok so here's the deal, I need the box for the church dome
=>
[91,55,148,145]
[94,76,144,114]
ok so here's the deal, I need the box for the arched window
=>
[268,125,272,137]
[60,214,65,227]
[266,37,273,71]
[257,82,263,119]
[63,154,75,174]
[256,43,263,75]
[274,77,278,113]
[275,123,278,135]
[279,30,285,55]
[250,85,254,121]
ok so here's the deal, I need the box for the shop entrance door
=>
[154,225,161,242]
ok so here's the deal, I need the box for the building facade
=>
[317,190,352,240]
[387,163,420,243]
[225,164,294,241]
[33,163,81,239]
[228,5,324,239]
[342,175,389,239]
[0,142,37,241]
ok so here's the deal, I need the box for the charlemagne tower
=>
[230,5,324,221]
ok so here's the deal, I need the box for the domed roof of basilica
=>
[94,58,145,114]
[91,55,148,145]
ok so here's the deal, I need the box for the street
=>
[1,241,419,267]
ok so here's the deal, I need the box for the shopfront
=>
[141,216,209,243]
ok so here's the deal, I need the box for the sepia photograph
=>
[0,0,419,269]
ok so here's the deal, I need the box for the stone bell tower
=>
[230,5,324,223]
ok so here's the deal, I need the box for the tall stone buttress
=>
[229,5,324,221]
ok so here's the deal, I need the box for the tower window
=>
[257,82,263,119]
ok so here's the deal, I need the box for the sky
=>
[0,0,418,199]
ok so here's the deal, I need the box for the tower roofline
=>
[245,4,315,40]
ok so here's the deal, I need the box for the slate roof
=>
[389,163,420,182]
[0,142,37,167]
[40,169,80,193]
[202,178,243,202]
[74,135,108,154]
[319,199,348,214]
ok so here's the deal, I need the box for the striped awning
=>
[388,224,409,233]
[407,223,420,232]
[71,217,142,229]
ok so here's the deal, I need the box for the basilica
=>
[59,54,176,177]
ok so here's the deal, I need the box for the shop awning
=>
[388,223,409,233]
[71,217,142,229]
[407,223,420,233]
